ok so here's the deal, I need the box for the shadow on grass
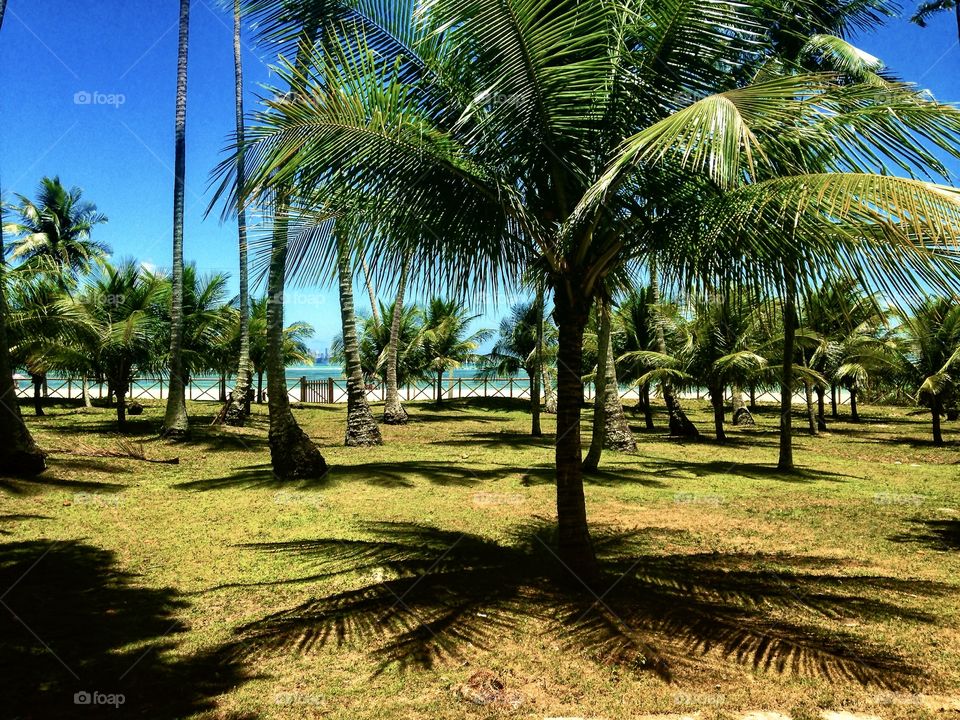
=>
[636,457,857,484]
[888,518,960,551]
[214,522,943,689]
[0,514,51,535]
[0,471,126,497]
[0,540,250,719]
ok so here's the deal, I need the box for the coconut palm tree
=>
[225,0,254,427]
[224,0,960,580]
[421,299,490,406]
[4,177,109,284]
[896,298,960,445]
[479,299,557,434]
[338,300,426,388]
[616,287,658,429]
[334,224,382,446]
[175,265,235,383]
[162,0,192,439]
[0,0,44,476]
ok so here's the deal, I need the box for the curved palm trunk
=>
[162,0,191,439]
[640,383,654,429]
[710,384,726,441]
[81,376,92,408]
[849,386,860,421]
[336,229,383,447]
[649,258,698,438]
[932,395,944,446]
[603,342,636,452]
[382,256,409,424]
[778,272,797,471]
[583,299,611,472]
[0,143,45,474]
[803,380,818,435]
[542,364,557,414]
[225,0,252,427]
[266,200,327,479]
[554,287,599,584]
[360,255,380,327]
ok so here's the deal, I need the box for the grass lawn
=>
[1,397,958,719]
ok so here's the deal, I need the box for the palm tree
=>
[338,300,426,388]
[616,288,658,429]
[382,255,411,424]
[334,223,382,446]
[175,265,235,384]
[421,299,489,406]
[227,0,960,580]
[0,0,44,476]
[479,299,557,434]
[896,298,960,446]
[912,0,960,42]
[225,0,253,427]
[162,0,192,439]
[4,177,109,283]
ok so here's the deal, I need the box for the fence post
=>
[327,377,334,404]
[299,376,306,403]
[67,378,72,400]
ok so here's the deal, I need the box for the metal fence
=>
[16,375,850,406]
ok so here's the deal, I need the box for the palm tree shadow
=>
[888,518,960,551]
[0,540,250,718]
[216,522,944,689]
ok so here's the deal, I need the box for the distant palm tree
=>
[616,288,658,429]
[421,299,490,406]
[176,265,235,383]
[382,255,411,424]
[5,177,109,283]
[912,0,960,42]
[896,298,960,446]
[480,300,557,434]
[338,300,426,389]
[225,0,253,427]
[162,0,192,439]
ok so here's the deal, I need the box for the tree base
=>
[223,399,248,427]
[733,408,755,426]
[0,448,47,477]
[668,407,700,438]
[346,404,383,446]
[161,426,190,441]
[382,402,409,425]
[270,423,328,480]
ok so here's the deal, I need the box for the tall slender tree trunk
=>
[710,384,726,441]
[116,383,128,430]
[31,375,44,417]
[553,286,599,584]
[583,299,611,472]
[542,364,557,414]
[436,369,444,406]
[831,383,839,418]
[640,384,654,429]
[225,0,252,427]
[815,386,827,431]
[360,255,380,327]
[850,386,860,422]
[0,130,46,475]
[265,199,327,479]
[804,380,818,435]
[336,227,382,447]
[602,327,635,452]
[932,395,944,446]
[162,0,191,439]
[531,285,545,436]
[778,271,797,471]
[382,256,409,424]
[257,371,263,404]
[82,376,92,408]
[649,257,698,438]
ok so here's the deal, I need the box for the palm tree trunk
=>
[710,385,726,441]
[554,286,599,584]
[257,371,263,403]
[162,0,191,439]
[32,375,44,417]
[603,329,636,452]
[804,380,818,436]
[583,299,611,472]
[336,227,382,447]
[850,386,860,422]
[266,198,328,479]
[81,376,92,408]
[542,364,557,414]
[641,384,654,429]
[0,165,45,473]
[830,383,838,418]
[531,285,545,436]
[116,383,127,429]
[360,255,380,327]
[436,369,444,406]
[932,395,944,446]
[778,270,797,471]
[649,257,698,438]
[815,386,827,431]
[225,0,252,427]
[382,255,409,424]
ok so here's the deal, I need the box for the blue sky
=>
[1,1,959,353]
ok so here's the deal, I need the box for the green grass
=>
[1,397,959,719]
